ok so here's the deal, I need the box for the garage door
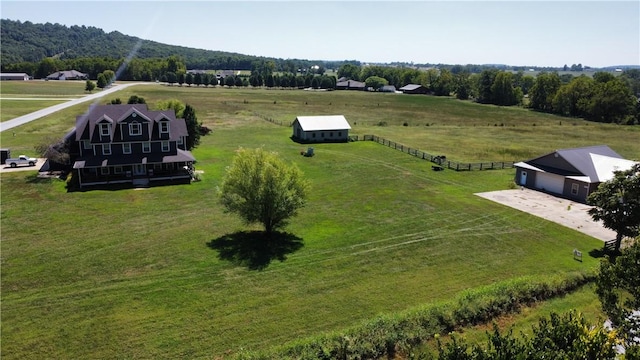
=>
[535,172,565,195]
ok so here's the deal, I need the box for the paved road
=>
[0,82,154,132]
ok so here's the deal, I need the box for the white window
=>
[123,143,132,154]
[142,142,151,153]
[177,137,183,145]
[161,141,170,152]
[99,123,110,136]
[129,122,142,136]
[100,167,109,175]
[114,166,123,174]
[159,121,169,134]
[102,144,111,155]
[571,183,579,195]
[83,140,91,149]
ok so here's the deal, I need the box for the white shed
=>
[292,115,351,143]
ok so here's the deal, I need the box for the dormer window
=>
[129,122,142,136]
[99,123,110,137]
[159,121,169,134]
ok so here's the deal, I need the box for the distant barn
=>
[46,70,88,81]
[292,115,351,143]
[399,84,429,94]
[335,79,366,91]
[0,73,29,81]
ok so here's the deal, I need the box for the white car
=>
[5,155,37,167]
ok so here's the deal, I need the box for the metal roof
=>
[523,145,637,183]
[294,115,351,131]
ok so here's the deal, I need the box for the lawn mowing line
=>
[350,228,525,256]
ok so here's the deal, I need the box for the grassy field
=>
[2,82,638,161]
[1,82,633,358]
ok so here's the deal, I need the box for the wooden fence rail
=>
[353,134,518,172]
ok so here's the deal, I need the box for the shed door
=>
[534,172,565,195]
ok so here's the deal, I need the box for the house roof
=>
[294,115,351,131]
[523,145,637,183]
[75,104,188,142]
[336,80,365,88]
[399,84,424,91]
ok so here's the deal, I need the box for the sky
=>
[1,1,639,68]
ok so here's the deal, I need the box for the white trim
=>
[114,166,123,174]
[159,121,169,134]
[123,143,132,154]
[129,122,142,136]
[102,144,111,155]
[99,123,110,137]
[161,141,170,152]
[100,167,109,175]
[142,142,151,153]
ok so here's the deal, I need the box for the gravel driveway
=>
[476,188,615,241]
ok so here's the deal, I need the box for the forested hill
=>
[0,19,280,69]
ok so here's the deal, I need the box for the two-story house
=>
[71,103,195,188]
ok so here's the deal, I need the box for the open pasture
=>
[0,83,632,358]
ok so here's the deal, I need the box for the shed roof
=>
[399,84,424,91]
[295,115,351,131]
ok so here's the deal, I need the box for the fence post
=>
[480,163,483,170]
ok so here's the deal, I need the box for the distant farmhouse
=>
[292,115,351,143]
[0,73,29,81]
[67,104,195,188]
[215,70,238,80]
[46,70,88,81]
[399,84,429,94]
[514,145,637,203]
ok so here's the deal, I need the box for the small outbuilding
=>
[514,145,637,203]
[292,115,351,143]
[399,84,429,94]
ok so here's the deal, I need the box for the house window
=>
[338,132,342,137]
[83,140,91,149]
[142,142,151,153]
[571,183,579,195]
[101,167,109,175]
[129,122,142,136]
[161,141,170,152]
[312,133,316,138]
[330,132,334,137]
[114,166,123,174]
[321,132,325,138]
[159,121,169,134]
[102,144,111,155]
[123,143,131,154]
[177,137,183,145]
[99,123,110,136]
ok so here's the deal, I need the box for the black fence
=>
[352,134,518,171]
[254,112,291,127]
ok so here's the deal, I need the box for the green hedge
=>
[234,271,595,360]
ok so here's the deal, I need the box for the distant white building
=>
[292,115,351,143]
[0,73,29,81]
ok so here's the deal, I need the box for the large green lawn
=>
[0,83,632,358]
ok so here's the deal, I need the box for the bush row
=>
[234,271,595,360]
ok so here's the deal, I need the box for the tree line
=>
[339,64,640,125]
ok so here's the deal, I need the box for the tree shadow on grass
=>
[207,231,304,270]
